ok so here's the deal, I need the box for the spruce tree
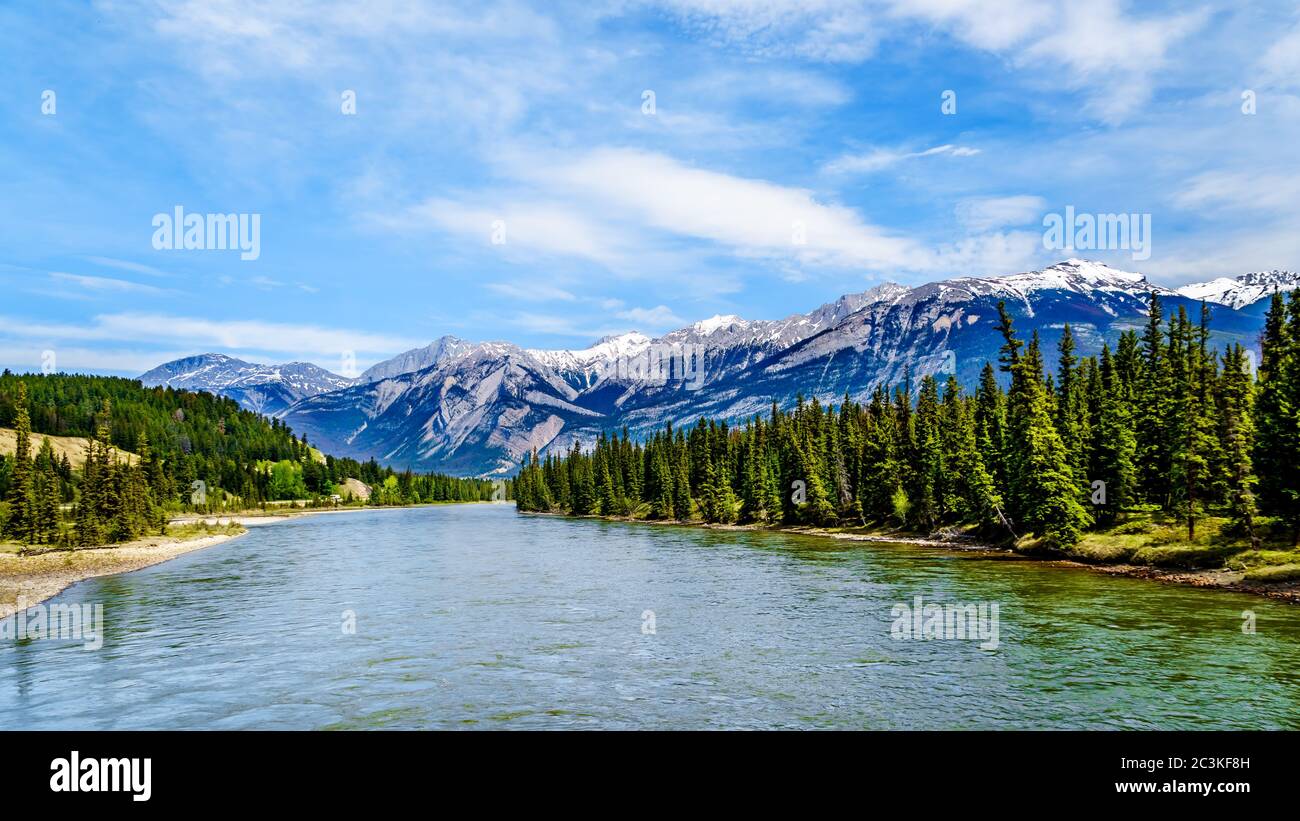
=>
[909,375,941,529]
[2,381,34,543]
[1090,345,1137,525]
[1136,292,1173,506]
[941,375,1002,529]
[1255,290,1300,542]
[1219,344,1260,546]
[33,437,61,544]
[997,308,1090,546]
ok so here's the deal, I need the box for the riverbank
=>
[170,498,511,527]
[0,522,247,620]
[522,510,1300,602]
[0,501,513,619]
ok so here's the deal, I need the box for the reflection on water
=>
[2,504,1298,729]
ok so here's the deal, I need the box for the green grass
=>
[1243,563,1300,582]
[1060,510,1300,580]
[164,521,245,540]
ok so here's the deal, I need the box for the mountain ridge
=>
[140,260,1295,475]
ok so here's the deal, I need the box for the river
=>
[2,503,1298,729]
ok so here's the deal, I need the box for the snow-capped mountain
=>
[282,342,602,475]
[144,260,1285,475]
[139,354,357,416]
[1176,270,1300,311]
[527,332,651,391]
[357,335,474,383]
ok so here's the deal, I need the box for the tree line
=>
[515,291,1300,549]
[0,373,505,548]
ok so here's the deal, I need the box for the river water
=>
[2,503,1297,729]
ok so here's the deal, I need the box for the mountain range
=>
[139,354,359,416]
[138,260,1300,476]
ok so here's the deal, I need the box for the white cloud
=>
[0,344,201,376]
[82,256,172,278]
[886,0,1049,51]
[529,147,933,272]
[955,195,1047,231]
[1259,20,1300,88]
[497,311,634,340]
[0,313,420,358]
[682,67,853,108]
[1172,169,1300,214]
[615,305,685,328]
[399,146,1039,278]
[48,272,165,294]
[823,144,980,175]
[663,0,880,63]
[397,197,635,269]
[1016,0,1208,123]
[487,281,579,302]
[663,0,1208,124]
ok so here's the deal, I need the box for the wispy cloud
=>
[823,144,980,175]
[615,304,684,329]
[1173,169,1300,214]
[663,0,881,63]
[391,197,636,269]
[82,256,173,278]
[0,313,421,358]
[664,0,1207,124]
[48,272,166,294]
[955,195,1047,231]
[0,344,203,376]
[487,281,579,302]
[1258,19,1300,88]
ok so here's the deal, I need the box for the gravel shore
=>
[0,530,246,620]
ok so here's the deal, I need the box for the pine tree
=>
[75,434,102,547]
[909,375,941,529]
[1255,290,1300,543]
[32,437,61,544]
[974,362,1007,491]
[1090,345,1137,525]
[1055,324,1086,494]
[1218,344,1260,546]
[671,430,692,519]
[1180,303,1221,539]
[1136,292,1173,506]
[3,381,34,543]
[941,375,1003,529]
[997,306,1090,546]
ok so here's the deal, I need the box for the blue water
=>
[2,503,1298,729]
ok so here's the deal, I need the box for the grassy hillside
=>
[0,427,137,466]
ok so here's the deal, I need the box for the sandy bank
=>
[0,530,245,620]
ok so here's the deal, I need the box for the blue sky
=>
[1,0,1298,376]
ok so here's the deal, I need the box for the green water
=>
[2,503,1297,729]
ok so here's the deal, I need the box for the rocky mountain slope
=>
[142,260,1293,475]
[138,354,357,415]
